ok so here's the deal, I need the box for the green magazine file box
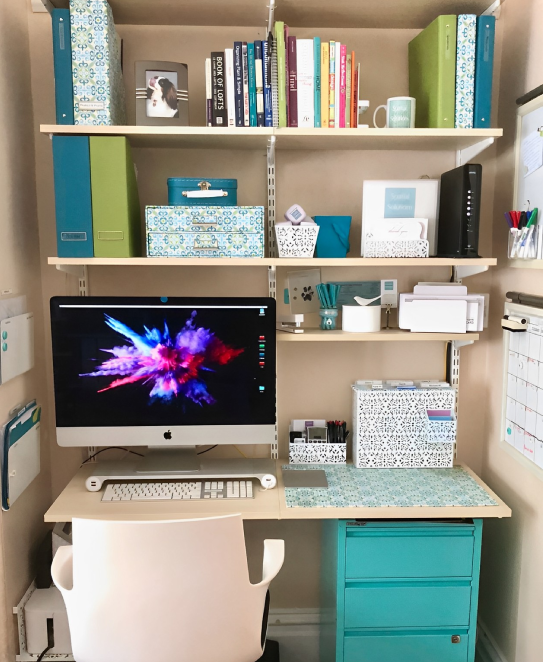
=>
[90,137,141,257]
[408,15,457,128]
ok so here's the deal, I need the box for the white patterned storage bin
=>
[146,206,265,257]
[289,443,347,464]
[427,413,457,443]
[365,239,429,258]
[352,383,456,468]
[275,226,319,257]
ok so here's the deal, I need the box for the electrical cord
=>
[197,445,218,455]
[36,618,55,662]
[81,447,144,466]
[36,646,51,662]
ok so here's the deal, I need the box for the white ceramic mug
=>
[373,97,416,129]
[342,305,381,333]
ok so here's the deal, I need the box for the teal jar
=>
[319,308,338,330]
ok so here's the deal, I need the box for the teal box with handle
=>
[167,178,237,206]
[313,216,352,258]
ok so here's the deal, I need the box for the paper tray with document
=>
[399,294,485,333]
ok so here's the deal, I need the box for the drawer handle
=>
[451,635,461,644]
[192,220,219,226]
[193,242,219,250]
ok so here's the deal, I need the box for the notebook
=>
[51,9,74,124]
[455,14,477,129]
[409,15,457,128]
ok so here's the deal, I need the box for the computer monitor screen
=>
[50,297,276,448]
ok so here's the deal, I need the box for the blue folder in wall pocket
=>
[1,401,41,511]
[53,135,94,258]
[52,9,74,125]
[473,15,496,128]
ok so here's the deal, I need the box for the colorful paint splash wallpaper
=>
[80,312,244,406]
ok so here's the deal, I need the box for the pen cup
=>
[342,305,381,333]
[319,308,338,330]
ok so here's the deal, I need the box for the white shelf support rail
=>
[56,264,89,297]
[456,137,495,167]
[267,0,276,34]
[267,135,277,257]
[482,0,503,18]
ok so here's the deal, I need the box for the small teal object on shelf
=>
[167,178,238,206]
[313,215,352,258]
[317,283,341,330]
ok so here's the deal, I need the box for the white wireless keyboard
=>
[101,480,254,502]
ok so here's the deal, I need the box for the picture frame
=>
[135,61,189,126]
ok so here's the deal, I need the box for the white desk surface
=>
[44,461,511,523]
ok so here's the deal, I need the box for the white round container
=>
[342,305,381,332]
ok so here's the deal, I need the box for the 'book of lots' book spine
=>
[211,52,227,127]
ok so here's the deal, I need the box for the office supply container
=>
[275,225,319,257]
[167,178,237,206]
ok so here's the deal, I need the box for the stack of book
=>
[205,23,360,129]
[409,14,496,129]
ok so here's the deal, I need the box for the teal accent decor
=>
[313,216,351,257]
[283,465,497,509]
[320,519,483,662]
[384,188,416,217]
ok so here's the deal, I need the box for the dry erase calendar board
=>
[514,95,543,213]
[502,301,543,473]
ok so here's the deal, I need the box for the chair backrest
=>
[61,515,269,662]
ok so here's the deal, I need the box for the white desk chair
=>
[52,514,285,662]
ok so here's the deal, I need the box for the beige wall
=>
[478,2,543,662]
[0,0,51,659]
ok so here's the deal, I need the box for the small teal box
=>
[167,178,237,206]
[146,206,264,257]
[313,216,352,258]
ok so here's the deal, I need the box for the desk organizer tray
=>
[289,442,347,464]
[146,206,264,257]
[352,384,456,468]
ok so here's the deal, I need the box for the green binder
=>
[408,15,457,128]
[89,137,141,257]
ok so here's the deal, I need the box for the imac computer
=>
[50,296,276,482]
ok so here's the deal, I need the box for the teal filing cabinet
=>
[321,519,483,662]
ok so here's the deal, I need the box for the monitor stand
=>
[136,446,200,474]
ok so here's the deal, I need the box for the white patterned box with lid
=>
[352,383,456,468]
[289,442,347,464]
[146,206,265,257]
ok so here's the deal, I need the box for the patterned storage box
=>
[275,225,319,257]
[289,442,347,464]
[427,412,457,443]
[70,0,126,125]
[352,383,456,468]
[146,206,265,257]
[364,239,429,258]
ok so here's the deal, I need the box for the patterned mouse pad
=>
[282,465,498,508]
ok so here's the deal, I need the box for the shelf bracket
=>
[267,135,277,258]
[31,0,54,13]
[456,137,495,167]
[56,264,89,297]
[482,0,502,19]
[267,0,276,34]
[453,264,489,281]
[452,339,475,350]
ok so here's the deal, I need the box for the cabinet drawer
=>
[344,631,469,662]
[344,584,471,629]
[345,531,474,579]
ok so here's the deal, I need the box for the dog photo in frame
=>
[135,61,189,126]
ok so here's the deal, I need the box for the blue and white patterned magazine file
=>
[455,14,477,129]
[70,0,126,125]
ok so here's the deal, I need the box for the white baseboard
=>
[267,609,320,662]
[476,621,509,662]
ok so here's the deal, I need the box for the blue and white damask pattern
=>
[353,386,457,468]
[455,14,477,129]
[70,0,126,125]
[282,464,498,508]
[146,206,265,257]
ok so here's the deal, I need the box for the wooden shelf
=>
[48,0,498,29]
[276,329,480,342]
[40,125,502,152]
[509,259,543,269]
[48,257,497,268]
